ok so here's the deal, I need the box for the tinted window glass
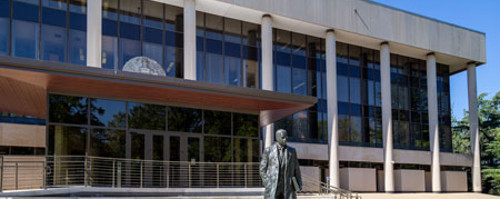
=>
[204,136,231,162]
[91,99,126,127]
[90,128,125,158]
[233,113,258,137]
[49,94,88,124]
[128,102,165,130]
[48,125,87,155]
[204,110,231,135]
[167,107,202,133]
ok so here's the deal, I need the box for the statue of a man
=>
[260,129,302,199]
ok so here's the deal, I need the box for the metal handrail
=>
[0,155,360,199]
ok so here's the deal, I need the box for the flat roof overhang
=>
[0,56,317,127]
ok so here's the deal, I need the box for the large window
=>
[3,0,87,64]
[102,0,183,78]
[337,42,382,147]
[389,54,454,151]
[196,12,260,88]
[47,94,260,163]
[273,29,327,143]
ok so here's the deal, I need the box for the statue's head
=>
[276,129,288,148]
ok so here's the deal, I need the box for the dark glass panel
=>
[49,94,88,124]
[206,38,222,54]
[48,125,87,155]
[204,110,231,135]
[196,50,204,81]
[165,5,183,32]
[90,99,126,128]
[12,20,39,59]
[204,136,231,162]
[292,111,309,140]
[274,115,293,134]
[0,146,8,155]
[128,102,166,130]
[338,115,349,142]
[291,33,306,56]
[130,132,144,159]
[13,1,39,23]
[349,78,361,104]
[90,129,125,158]
[169,136,180,161]
[41,24,67,62]
[167,107,202,133]
[188,137,200,161]
[102,0,118,20]
[275,29,290,53]
[165,46,183,78]
[42,6,66,27]
[69,28,86,65]
[233,113,259,137]
[119,36,140,69]
[233,138,259,162]
[225,56,242,86]
[153,135,164,160]
[224,42,241,58]
[337,75,349,102]
[143,0,163,28]
[0,0,9,55]
[165,31,183,47]
[292,60,307,95]
[242,22,259,46]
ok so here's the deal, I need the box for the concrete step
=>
[360,193,500,199]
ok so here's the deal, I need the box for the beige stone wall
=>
[394,169,426,192]
[1,156,45,190]
[0,123,45,147]
[340,168,377,192]
[300,166,321,192]
[441,171,467,192]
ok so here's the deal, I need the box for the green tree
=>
[453,92,500,194]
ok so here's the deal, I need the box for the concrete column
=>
[183,0,196,80]
[86,0,102,68]
[261,14,274,149]
[427,53,441,192]
[380,42,394,192]
[325,30,339,188]
[467,62,482,192]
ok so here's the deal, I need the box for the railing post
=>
[42,161,46,189]
[117,161,122,188]
[244,164,247,188]
[140,161,143,188]
[112,159,115,188]
[166,162,169,188]
[216,164,219,188]
[0,156,4,192]
[65,168,69,185]
[15,162,18,190]
[84,156,88,187]
[188,162,191,188]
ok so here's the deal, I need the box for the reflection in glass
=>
[204,136,231,162]
[41,25,66,62]
[233,113,258,137]
[204,110,231,135]
[48,125,87,155]
[0,0,9,55]
[90,99,126,127]
[188,138,200,161]
[128,102,165,130]
[169,136,180,161]
[49,94,88,124]
[68,0,86,65]
[130,132,144,160]
[233,138,259,162]
[225,56,242,86]
[292,111,308,140]
[167,107,202,133]
[12,20,39,59]
[90,129,125,158]
[153,135,164,160]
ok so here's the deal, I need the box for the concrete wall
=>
[211,0,486,63]
[394,169,426,192]
[425,171,432,192]
[340,168,377,192]
[441,171,467,192]
[0,123,45,148]
[300,166,321,192]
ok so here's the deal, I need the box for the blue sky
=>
[370,0,499,120]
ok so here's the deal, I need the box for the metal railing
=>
[0,155,360,199]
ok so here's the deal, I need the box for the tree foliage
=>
[453,91,500,194]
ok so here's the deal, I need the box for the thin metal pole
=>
[84,156,88,187]
[42,161,46,189]
[117,161,122,188]
[140,161,143,188]
[0,156,3,192]
[244,164,247,188]
[166,163,169,188]
[15,162,18,190]
[112,159,116,188]
[216,164,219,188]
[188,162,191,188]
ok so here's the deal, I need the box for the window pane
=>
[233,113,258,137]
[119,38,140,69]
[291,33,306,56]
[48,125,87,155]
[119,0,140,24]
[225,56,242,86]
[224,18,241,43]
[143,0,163,28]
[0,0,9,55]
[90,99,126,128]
[204,110,231,135]
[102,35,117,69]
[128,102,166,130]
[245,59,258,88]
[188,137,200,161]
[165,5,183,32]
[275,29,290,53]
[242,22,259,46]
[337,76,349,102]
[69,0,86,65]
[205,14,222,40]
[12,20,39,59]
[90,129,125,158]
[167,107,202,133]
[165,46,183,78]
[49,94,88,124]
[233,138,259,162]
[204,136,231,162]
[206,53,224,84]
[292,111,309,141]
[350,116,362,143]
[349,78,361,104]
[41,25,67,62]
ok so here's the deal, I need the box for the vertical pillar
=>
[427,53,441,192]
[183,0,196,80]
[467,62,482,192]
[326,30,339,188]
[380,42,394,192]
[86,0,102,68]
[261,14,274,149]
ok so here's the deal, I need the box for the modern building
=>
[0,0,485,193]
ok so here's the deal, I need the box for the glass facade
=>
[196,12,261,88]
[102,0,184,78]
[337,42,382,147]
[273,29,328,143]
[1,0,87,64]
[47,94,260,163]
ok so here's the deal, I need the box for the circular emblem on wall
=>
[122,56,166,77]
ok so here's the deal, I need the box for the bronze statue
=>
[260,129,302,199]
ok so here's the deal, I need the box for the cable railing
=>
[0,155,360,199]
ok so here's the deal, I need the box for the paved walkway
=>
[360,193,500,199]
